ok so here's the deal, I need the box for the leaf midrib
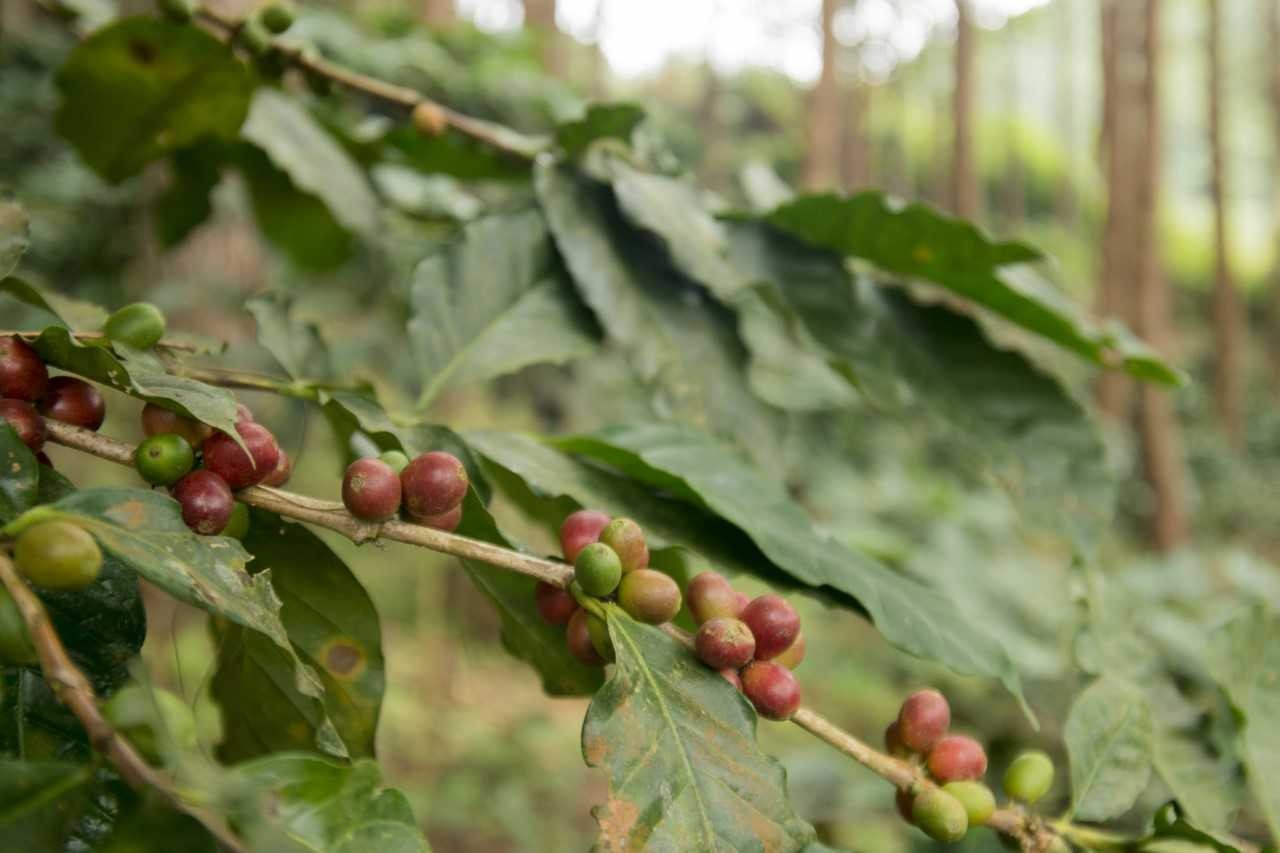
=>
[1072,691,1140,817]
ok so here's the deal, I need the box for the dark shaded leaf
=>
[555,103,645,157]
[384,124,532,182]
[0,195,28,278]
[0,761,98,849]
[0,423,38,524]
[156,144,223,247]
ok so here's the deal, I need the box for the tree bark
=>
[523,0,565,78]
[949,0,980,218]
[422,0,455,26]
[1056,0,1079,228]
[1208,0,1245,446]
[842,82,872,190]
[1136,0,1189,551]
[803,0,842,190]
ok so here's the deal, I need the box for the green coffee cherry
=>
[222,502,251,540]
[1004,750,1055,804]
[14,521,102,590]
[258,1,295,33]
[586,613,614,663]
[942,781,995,826]
[157,0,196,23]
[104,303,166,350]
[103,685,197,764]
[378,449,410,474]
[574,542,622,597]
[134,433,194,486]
[237,18,274,58]
[0,587,36,665]
[911,788,969,842]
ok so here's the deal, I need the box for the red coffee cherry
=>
[342,458,402,521]
[598,517,648,573]
[401,451,468,518]
[417,504,462,532]
[559,509,610,562]
[774,631,806,670]
[172,470,234,535]
[0,336,48,401]
[141,402,212,447]
[686,571,743,624]
[235,403,255,424]
[201,422,281,490]
[535,581,577,626]
[897,689,951,753]
[740,594,800,660]
[566,608,604,666]
[694,617,756,670]
[0,400,46,451]
[39,376,105,431]
[927,735,989,783]
[719,668,742,690]
[263,450,291,487]
[740,661,802,721]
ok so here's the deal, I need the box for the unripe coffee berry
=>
[740,661,801,721]
[587,613,614,662]
[927,735,988,783]
[412,101,448,137]
[141,403,211,447]
[378,449,410,474]
[617,569,681,624]
[134,433,195,486]
[566,608,603,666]
[0,587,36,665]
[39,376,105,431]
[157,0,196,23]
[417,504,462,532]
[0,400,45,451]
[172,470,234,535]
[897,689,951,753]
[911,789,968,842]
[104,302,165,350]
[14,521,102,590]
[222,502,251,540]
[694,617,756,670]
[598,517,648,573]
[1004,750,1055,804]
[401,451,468,518]
[0,336,48,401]
[343,458,402,521]
[559,509,610,562]
[535,581,577,626]
[259,1,295,33]
[574,543,622,597]
[263,450,291,487]
[202,422,281,490]
[942,781,996,826]
[740,594,800,660]
[774,631,806,670]
[686,571,742,624]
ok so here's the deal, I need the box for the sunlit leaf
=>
[1064,677,1152,821]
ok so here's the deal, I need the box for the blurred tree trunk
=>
[1056,0,1079,228]
[803,0,842,189]
[524,0,565,78]
[842,82,873,190]
[1207,0,1244,446]
[422,0,455,26]
[949,0,979,218]
[1136,0,1189,551]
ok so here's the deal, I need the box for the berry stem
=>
[0,549,246,852]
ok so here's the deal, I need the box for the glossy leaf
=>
[763,192,1183,385]
[583,606,815,852]
[0,195,28,278]
[54,18,255,182]
[1064,677,1153,821]
[0,423,38,524]
[555,103,645,157]
[214,509,385,761]
[408,208,597,406]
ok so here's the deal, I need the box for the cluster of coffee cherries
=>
[341,449,468,531]
[533,510,806,721]
[886,689,1057,842]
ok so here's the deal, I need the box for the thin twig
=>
[0,551,245,852]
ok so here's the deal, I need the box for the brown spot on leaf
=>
[584,735,609,766]
[319,637,366,680]
[595,797,640,852]
[109,498,148,529]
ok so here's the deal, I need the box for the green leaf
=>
[1142,802,1243,853]
[1150,726,1242,832]
[0,423,38,524]
[1209,605,1280,841]
[156,144,223,247]
[213,509,385,761]
[384,124,531,182]
[554,424,1028,706]
[555,103,645,158]
[54,17,255,182]
[247,292,335,382]
[241,89,379,235]
[4,488,345,759]
[582,607,815,852]
[0,761,98,849]
[1064,677,1153,821]
[764,192,1183,385]
[227,754,430,853]
[408,208,597,406]
[0,195,29,278]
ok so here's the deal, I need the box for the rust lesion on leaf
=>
[594,797,641,852]
[106,498,148,529]
[584,735,609,766]
[319,637,367,681]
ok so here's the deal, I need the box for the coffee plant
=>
[0,3,1271,852]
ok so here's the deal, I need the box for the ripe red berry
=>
[39,376,105,431]
[235,403,255,424]
[694,617,756,670]
[263,450,291,487]
[558,509,610,562]
[566,608,603,666]
[416,504,462,532]
[201,422,281,490]
[885,721,910,757]
[535,581,577,626]
[719,668,742,690]
[898,689,951,753]
[401,451,468,518]
[598,517,648,572]
[740,594,800,660]
[927,735,988,783]
[686,571,743,624]
[0,336,48,401]
[172,470,234,535]
[342,458,402,521]
[141,402,212,447]
[740,660,802,721]
[0,400,46,451]
[774,631,806,670]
